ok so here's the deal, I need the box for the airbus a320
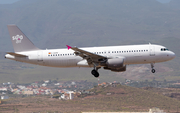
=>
[5,25,175,78]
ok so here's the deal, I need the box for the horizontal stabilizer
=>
[6,52,27,57]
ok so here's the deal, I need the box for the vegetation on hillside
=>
[1,85,180,112]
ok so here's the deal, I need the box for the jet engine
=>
[104,58,126,72]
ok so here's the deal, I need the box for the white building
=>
[42,83,47,87]
[1,95,9,100]
[69,91,74,100]
[0,87,7,91]
[44,80,49,83]
[60,91,74,100]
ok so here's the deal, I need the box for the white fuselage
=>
[5,44,175,68]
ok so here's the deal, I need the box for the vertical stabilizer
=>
[7,25,40,52]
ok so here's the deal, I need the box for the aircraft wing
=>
[66,45,106,63]
[6,52,27,57]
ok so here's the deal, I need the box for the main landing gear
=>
[151,63,156,73]
[91,69,99,78]
[91,64,100,78]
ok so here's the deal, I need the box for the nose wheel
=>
[151,63,156,73]
[151,69,155,73]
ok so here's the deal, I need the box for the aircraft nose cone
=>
[169,51,175,59]
[171,52,175,59]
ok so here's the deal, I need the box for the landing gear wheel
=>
[91,69,99,78]
[151,63,155,73]
[151,69,155,73]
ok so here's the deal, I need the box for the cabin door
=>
[149,45,155,56]
[37,51,43,61]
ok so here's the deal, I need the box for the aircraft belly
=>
[43,58,79,67]
[14,57,40,65]
[125,55,151,65]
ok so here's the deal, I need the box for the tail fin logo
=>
[12,35,23,44]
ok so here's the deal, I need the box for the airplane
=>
[5,25,175,78]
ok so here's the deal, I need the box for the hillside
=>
[0,0,180,83]
[85,84,180,112]
[1,85,180,112]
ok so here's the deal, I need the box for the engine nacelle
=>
[104,57,126,72]
[104,66,126,72]
[106,58,124,69]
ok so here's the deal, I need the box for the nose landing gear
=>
[151,68,155,73]
[151,63,156,73]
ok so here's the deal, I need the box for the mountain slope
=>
[1,84,180,112]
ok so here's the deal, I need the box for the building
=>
[23,91,34,95]
[1,95,9,100]
[0,87,7,91]
[69,91,74,100]
[60,91,74,100]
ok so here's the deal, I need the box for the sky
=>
[156,0,171,3]
[0,0,172,4]
[0,0,19,4]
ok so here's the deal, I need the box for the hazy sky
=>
[0,0,19,4]
[157,0,171,3]
[0,0,172,4]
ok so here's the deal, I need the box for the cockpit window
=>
[161,48,169,51]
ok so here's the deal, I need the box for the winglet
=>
[66,45,72,50]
